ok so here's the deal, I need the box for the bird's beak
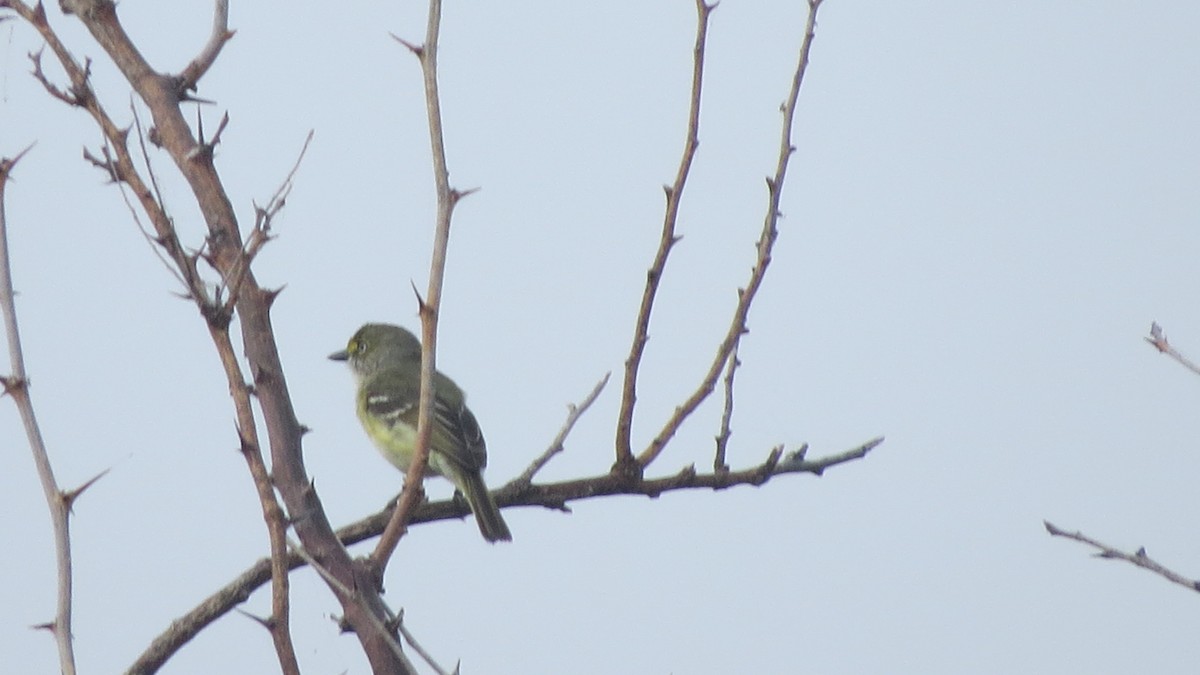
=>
[328,350,349,362]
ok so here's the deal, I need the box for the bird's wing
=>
[431,374,488,472]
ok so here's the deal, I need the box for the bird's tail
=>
[454,468,512,543]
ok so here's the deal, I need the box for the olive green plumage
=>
[330,323,511,543]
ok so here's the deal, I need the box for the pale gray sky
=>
[3,2,1199,673]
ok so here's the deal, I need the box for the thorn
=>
[262,285,285,308]
[298,424,311,436]
[662,184,673,198]
[765,176,776,191]
[179,91,217,105]
[62,467,111,510]
[409,281,427,312]
[0,142,36,179]
[30,620,56,633]
[209,111,231,147]
[384,608,404,633]
[389,33,423,56]
[235,608,275,631]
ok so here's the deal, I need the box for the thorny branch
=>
[615,0,714,473]
[220,130,314,316]
[284,540,413,669]
[0,146,81,675]
[176,0,232,95]
[1043,323,1200,596]
[133,434,881,669]
[1044,521,1200,594]
[637,0,826,470]
[509,372,612,488]
[1,1,375,673]
[714,342,740,472]
[370,0,464,575]
[12,3,214,317]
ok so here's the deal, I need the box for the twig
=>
[395,609,458,675]
[1,146,79,675]
[175,0,233,94]
[374,0,475,571]
[117,104,191,291]
[1145,322,1200,376]
[221,130,314,316]
[637,0,826,469]
[210,328,299,675]
[714,343,739,472]
[509,372,611,488]
[615,0,715,471]
[286,540,413,668]
[1044,521,1200,593]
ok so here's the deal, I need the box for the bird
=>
[330,323,511,542]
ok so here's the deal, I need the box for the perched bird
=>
[330,323,512,543]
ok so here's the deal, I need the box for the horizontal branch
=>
[129,435,882,671]
[1044,521,1200,593]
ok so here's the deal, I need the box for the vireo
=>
[330,323,512,543]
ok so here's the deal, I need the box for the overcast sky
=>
[3,1,1200,673]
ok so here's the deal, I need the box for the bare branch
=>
[286,540,413,669]
[215,329,299,675]
[1,145,79,675]
[1145,321,1200,376]
[637,0,826,469]
[8,0,215,314]
[1045,521,1200,594]
[509,372,612,488]
[395,609,458,675]
[122,102,193,291]
[615,0,716,472]
[714,343,740,472]
[132,434,880,669]
[221,130,314,316]
[373,0,472,571]
[175,0,234,93]
[6,3,407,670]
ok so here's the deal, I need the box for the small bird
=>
[330,323,512,543]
